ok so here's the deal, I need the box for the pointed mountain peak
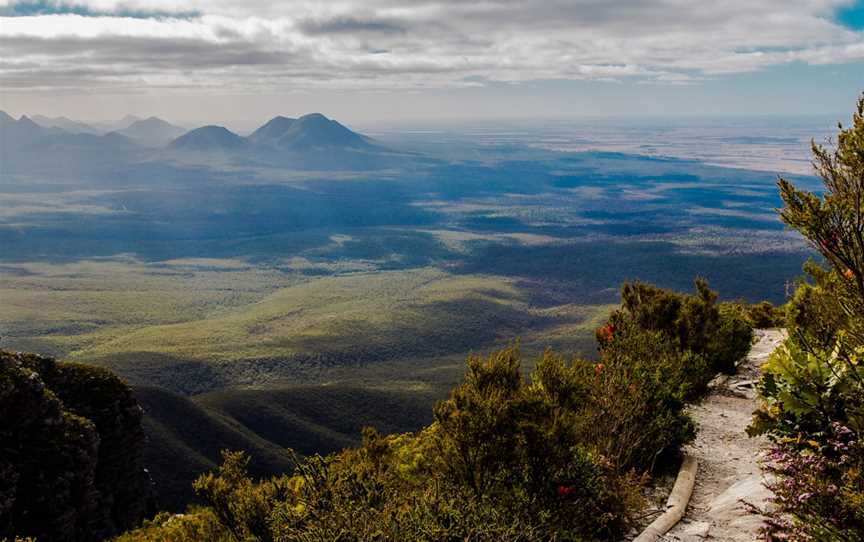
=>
[170,125,248,150]
[249,116,297,144]
[270,113,370,150]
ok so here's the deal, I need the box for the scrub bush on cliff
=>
[751,93,864,541]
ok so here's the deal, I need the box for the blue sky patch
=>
[0,1,200,19]
[836,1,864,30]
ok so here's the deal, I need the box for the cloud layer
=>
[1,0,863,93]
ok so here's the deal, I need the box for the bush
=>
[742,300,786,329]
[575,325,698,471]
[120,335,705,541]
[117,274,755,541]
[604,279,753,379]
[112,508,230,542]
[750,93,864,540]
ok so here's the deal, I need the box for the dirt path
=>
[662,329,786,542]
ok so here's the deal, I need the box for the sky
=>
[1,0,863,124]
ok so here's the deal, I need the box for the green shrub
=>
[742,300,786,329]
[605,279,753,379]
[750,93,864,540]
[112,508,230,542]
[116,274,756,541]
[576,325,698,471]
[121,337,707,541]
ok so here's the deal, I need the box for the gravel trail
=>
[662,329,786,542]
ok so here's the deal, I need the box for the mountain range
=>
[169,113,374,152]
[1,111,394,173]
[113,116,187,147]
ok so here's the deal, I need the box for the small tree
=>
[778,94,864,325]
[751,92,864,540]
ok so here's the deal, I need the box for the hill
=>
[169,125,248,150]
[134,383,437,511]
[196,385,435,456]
[32,114,101,134]
[133,386,293,511]
[0,112,140,175]
[253,112,373,150]
[247,115,296,144]
[115,116,186,147]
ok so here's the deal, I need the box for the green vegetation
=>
[0,351,150,541]
[749,94,864,540]
[116,277,752,541]
[138,384,438,511]
[1,259,612,395]
[604,279,753,389]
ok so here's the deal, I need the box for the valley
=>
[0,111,821,510]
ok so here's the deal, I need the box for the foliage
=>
[603,278,753,381]
[751,93,864,540]
[759,423,864,541]
[112,508,231,542]
[576,325,698,471]
[739,300,786,329]
[120,317,716,542]
[0,351,150,542]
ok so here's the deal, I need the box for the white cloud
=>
[0,0,862,92]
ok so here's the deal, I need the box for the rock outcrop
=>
[0,351,152,541]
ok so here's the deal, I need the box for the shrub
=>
[120,336,706,541]
[605,279,753,379]
[576,325,698,471]
[118,274,757,542]
[742,300,786,329]
[750,93,864,540]
[112,508,230,542]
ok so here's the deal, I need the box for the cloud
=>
[0,0,862,93]
[297,16,406,35]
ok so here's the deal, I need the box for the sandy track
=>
[662,329,786,542]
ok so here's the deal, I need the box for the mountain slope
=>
[247,115,295,145]
[0,351,150,541]
[1,112,140,176]
[169,125,248,150]
[32,115,101,134]
[135,383,437,511]
[268,113,372,150]
[115,116,186,147]
[196,385,435,456]
[134,386,293,511]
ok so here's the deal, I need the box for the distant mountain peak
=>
[170,125,247,150]
[30,114,101,135]
[248,116,297,145]
[118,116,186,146]
[17,115,41,129]
[249,112,371,151]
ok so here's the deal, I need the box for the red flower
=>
[557,485,575,497]
[596,323,616,345]
[595,363,605,376]
[845,268,855,280]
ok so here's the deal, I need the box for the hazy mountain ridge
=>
[1,110,395,172]
[169,112,375,151]
[169,125,249,150]
[113,116,186,147]
[32,114,102,134]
